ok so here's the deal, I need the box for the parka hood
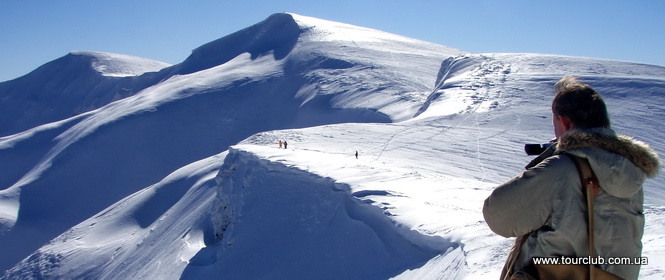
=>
[557,128,661,198]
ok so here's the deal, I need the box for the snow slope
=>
[0,13,459,273]
[1,12,664,279]
[0,51,170,136]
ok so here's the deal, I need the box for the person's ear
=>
[560,115,574,131]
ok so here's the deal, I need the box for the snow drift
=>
[185,147,452,279]
[1,12,664,279]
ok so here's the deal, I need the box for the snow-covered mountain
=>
[0,51,170,136]
[1,13,664,279]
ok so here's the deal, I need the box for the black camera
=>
[524,143,553,155]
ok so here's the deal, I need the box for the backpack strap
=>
[567,154,600,279]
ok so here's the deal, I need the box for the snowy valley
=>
[1,13,664,279]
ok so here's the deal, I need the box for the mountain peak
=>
[0,51,169,136]
[175,13,302,75]
[2,12,665,280]
[67,51,170,77]
[174,13,461,76]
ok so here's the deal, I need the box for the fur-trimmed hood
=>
[485,127,654,279]
[557,128,661,198]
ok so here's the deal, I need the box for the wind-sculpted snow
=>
[2,144,459,280]
[417,53,665,120]
[184,147,453,279]
[173,13,302,76]
[73,51,171,77]
[415,53,665,201]
[0,13,456,273]
[1,153,225,280]
[0,51,170,136]
[1,12,665,280]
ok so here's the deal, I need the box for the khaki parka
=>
[483,128,660,279]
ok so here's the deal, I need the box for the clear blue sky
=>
[1,0,663,82]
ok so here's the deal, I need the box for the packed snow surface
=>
[1,12,664,279]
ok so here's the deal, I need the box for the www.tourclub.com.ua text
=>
[533,256,649,266]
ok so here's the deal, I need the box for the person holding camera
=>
[483,76,660,279]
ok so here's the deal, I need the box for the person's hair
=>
[552,76,611,129]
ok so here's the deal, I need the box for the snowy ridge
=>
[2,145,458,279]
[172,13,302,76]
[70,51,170,77]
[1,153,225,280]
[192,146,452,279]
[0,12,456,273]
[1,12,665,279]
[289,13,462,121]
[417,53,665,120]
[0,51,170,136]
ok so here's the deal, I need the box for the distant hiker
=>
[355,151,358,159]
[284,141,288,149]
[483,76,659,280]
[279,140,283,148]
